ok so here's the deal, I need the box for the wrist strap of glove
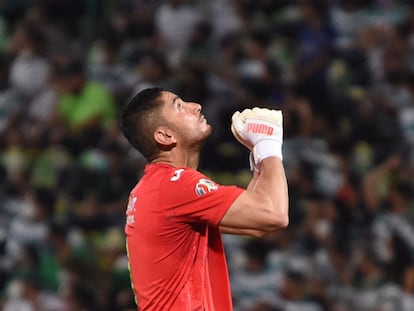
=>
[252,140,283,168]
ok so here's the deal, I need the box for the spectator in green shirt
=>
[56,58,117,133]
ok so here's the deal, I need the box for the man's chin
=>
[204,125,213,139]
[206,124,213,135]
[197,127,213,148]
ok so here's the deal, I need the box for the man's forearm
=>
[254,157,289,222]
[246,169,260,191]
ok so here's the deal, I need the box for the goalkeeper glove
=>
[231,107,283,170]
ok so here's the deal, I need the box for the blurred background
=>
[1,0,414,310]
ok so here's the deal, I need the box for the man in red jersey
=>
[120,87,289,310]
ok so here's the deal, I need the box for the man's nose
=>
[185,102,201,113]
[193,103,202,112]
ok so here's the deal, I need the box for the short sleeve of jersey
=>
[160,167,244,226]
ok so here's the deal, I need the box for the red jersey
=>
[125,163,244,311]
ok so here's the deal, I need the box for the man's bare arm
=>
[220,157,289,232]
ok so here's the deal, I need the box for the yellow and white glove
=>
[231,107,283,170]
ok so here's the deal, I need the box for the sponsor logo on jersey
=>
[195,178,218,196]
[171,168,185,181]
[247,123,274,135]
[126,196,137,225]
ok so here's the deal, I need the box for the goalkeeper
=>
[120,87,289,311]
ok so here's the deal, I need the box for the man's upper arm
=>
[220,191,278,231]
[219,158,289,232]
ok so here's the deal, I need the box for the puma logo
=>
[247,123,274,135]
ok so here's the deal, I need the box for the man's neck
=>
[152,149,200,169]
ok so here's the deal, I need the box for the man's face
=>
[159,91,212,145]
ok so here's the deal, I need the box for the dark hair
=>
[54,58,85,78]
[120,87,165,161]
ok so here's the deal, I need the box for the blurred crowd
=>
[1,0,414,310]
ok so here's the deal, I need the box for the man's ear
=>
[154,126,177,146]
